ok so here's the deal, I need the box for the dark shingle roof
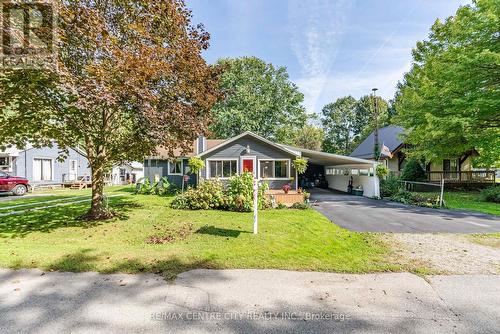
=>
[349,126,405,159]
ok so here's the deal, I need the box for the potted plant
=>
[282,183,291,194]
[303,191,311,203]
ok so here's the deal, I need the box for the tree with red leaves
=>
[0,0,220,219]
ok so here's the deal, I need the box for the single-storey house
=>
[0,143,91,186]
[109,162,144,185]
[144,131,381,197]
[350,125,494,184]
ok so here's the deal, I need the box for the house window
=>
[0,156,9,168]
[119,168,126,182]
[33,158,53,181]
[168,160,182,175]
[359,169,369,176]
[443,159,458,172]
[275,160,288,178]
[209,160,237,178]
[260,161,273,178]
[260,160,290,179]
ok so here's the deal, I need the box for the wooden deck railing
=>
[426,171,496,183]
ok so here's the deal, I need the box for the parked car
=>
[0,170,30,196]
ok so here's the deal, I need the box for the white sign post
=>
[253,178,258,234]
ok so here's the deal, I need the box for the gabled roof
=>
[350,126,405,159]
[151,139,224,159]
[197,131,299,158]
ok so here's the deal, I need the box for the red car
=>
[0,170,29,196]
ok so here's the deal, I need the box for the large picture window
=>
[259,160,289,179]
[168,160,182,175]
[209,160,237,178]
[33,158,53,181]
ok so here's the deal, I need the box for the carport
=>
[283,146,380,198]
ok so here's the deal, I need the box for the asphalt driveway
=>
[310,188,500,233]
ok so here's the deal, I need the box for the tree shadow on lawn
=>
[39,248,220,280]
[195,225,251,238]
[0,197,140,238]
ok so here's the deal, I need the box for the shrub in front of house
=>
[480,186,500,203]
[171,180,227,210]
[290,202,310,210]
[135,177,179,196]
[400,159,427,181]
[380,175,402,198]
[390,189,441,208]
[226,172,270,212]
[171,172,270,211]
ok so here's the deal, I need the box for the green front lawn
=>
[443,191,499,216]
[0,187,400,278]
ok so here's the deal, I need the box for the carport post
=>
[373,162,380,198]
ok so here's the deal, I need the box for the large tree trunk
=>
[81,160,114,221]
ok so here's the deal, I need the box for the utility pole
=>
[372,88,380,161]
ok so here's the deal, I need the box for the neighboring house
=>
[0,143,91,185]
[145,131,381,197]
[350,125,494,184]
[109,162,144,185]
[350,126,408,173]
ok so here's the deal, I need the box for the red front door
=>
[242,159,254,173]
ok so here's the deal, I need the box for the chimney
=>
[196,134,206,155]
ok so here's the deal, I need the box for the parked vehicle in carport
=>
[0,171,30,196]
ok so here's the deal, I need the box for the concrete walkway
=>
[1,269,499,333]
[310,188,500,233]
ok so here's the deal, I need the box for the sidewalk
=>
[1,269,498,333]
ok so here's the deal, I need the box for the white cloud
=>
[287,1,420,114]
[288,0,353,112]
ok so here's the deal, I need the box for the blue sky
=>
[187,0,470,114]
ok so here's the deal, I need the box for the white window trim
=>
[168,159,183,176]
[206,158,239,180]
[33,157,55,182]
[258,159,291,180]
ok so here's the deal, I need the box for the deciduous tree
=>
[354,95,389,141]
[209,57,308,140]
[278,125,324,151]
[321,96,357,154]
[394,0,500,166]
[0,0,220,219]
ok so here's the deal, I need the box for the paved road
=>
[310,188,500,233]
[1,269,499,334]
[0,193,56,203]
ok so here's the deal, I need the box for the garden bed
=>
[265,190,305,206]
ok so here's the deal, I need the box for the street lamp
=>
[372,88,380,161]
